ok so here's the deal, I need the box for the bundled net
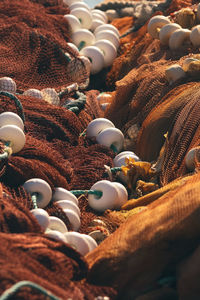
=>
[0,232,116,299]
[86,172,200,299]
[177,245,200,300]
[160,91,200,185]
[136,82,200,162]
[1,0,200,299]
[0,90,116,234]
[105,0,194,89]
[0,0,88,91]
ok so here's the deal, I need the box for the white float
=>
[23,178,52,208]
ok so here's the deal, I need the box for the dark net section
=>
[0,0,88,90]
[160,92,200,185]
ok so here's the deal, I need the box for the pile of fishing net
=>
[0,0,117,298]
[1,0,200,299]
[85,0,200,299]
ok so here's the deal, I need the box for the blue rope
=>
[0,281,61,300]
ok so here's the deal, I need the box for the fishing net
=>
[0,0,88,91]
[1,0,200,299]
[160,91,200,185]
[86,172,200,299]
[104,0,194,89]
[0,232,116,299]
[136,82,200,162]
[177,245,200,300]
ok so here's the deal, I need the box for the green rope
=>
[0,91,25,124]
[70,189,103,198]
[63,91,86,115]
[110,167,122,173]
[0,281,60,300]
[78,41,86,51]
[110,144,118,153]
[31,193,38,209]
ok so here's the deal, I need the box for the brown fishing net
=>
[105,0,194,89]
[1,0,200,299]
[177,245,200,300]
[160,89,200,185]
[86,172,200,299]
[0,0,88,91]
[0,232,116,299]
[136,82,200,162]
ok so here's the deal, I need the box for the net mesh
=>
[0,0,88,91]
[136,82,200,162]
[86,172,200,299]
[0,232,116,299]
[1,0,200,298]
[160,91,200,185]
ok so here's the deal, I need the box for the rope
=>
[79,130,86,137]
[31,193,39,209]
[0,281,61,300]
[70,189,103,198]
[63,91,86,114]
[110,144,118,153]
[0,91,25,124]
[78,41,86,51]
[110,167,122,173]
[104,165,122,181]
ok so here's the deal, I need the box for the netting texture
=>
[0,232,116,299]
[86,172,200,299]
[0,0,88,90]
[136,82,200,161]
[160,91,200,185]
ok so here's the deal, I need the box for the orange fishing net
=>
[1,0,200,299]
[86,172,200,299]
[0,0,88,90]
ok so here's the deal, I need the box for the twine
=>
[70,189,103,198]
[0,281,60,300]
[0,91,25,124]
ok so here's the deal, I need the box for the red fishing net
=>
[1,0,200,299]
